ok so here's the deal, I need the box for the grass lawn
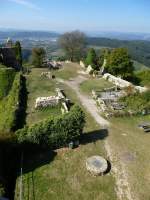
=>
[109,115,150,200]
[80,78,113,95]
[15,110,117,200]
[15,67,117,200]
[52,62,81,80]
[26,68,63,125]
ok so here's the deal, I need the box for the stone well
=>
[86,156,108,176]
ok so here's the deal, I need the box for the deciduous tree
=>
[85,48,98,70]
[59,31,86,61]
[105,48,134,79]
[15,41,22,66]
[31,48,45,67]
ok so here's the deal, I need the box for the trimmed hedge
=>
[0,68,16,99]
[0,73,26,132]
[16,105,85,148]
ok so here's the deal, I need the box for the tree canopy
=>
[85,48,98,70]
[59,30,86,62]
[31,48,45,67]
[105,48,134,79]
[14,41,22,66]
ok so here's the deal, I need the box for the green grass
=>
[26,68,62,125]
[52,62,81,80]
[15,68,117,200]
[109,115,150,200]
[0,64,7,68]
[15,110,117,200]
[80,78,113,95]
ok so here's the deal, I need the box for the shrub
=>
[120,90,150,114]
[0,68,16,99]
[135,70,150,87]
[16,105,85,148]
[0,73,26,132]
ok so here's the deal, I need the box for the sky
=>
[0,0,150,33]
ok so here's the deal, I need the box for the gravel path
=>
[58,75,133,200]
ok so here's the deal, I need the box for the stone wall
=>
[103,73,131,88]
[35,88,69,113]
[35,96,60,108]
[103,73,147,93]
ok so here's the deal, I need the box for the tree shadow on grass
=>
[17,144,57,175]
[80,129,109,145]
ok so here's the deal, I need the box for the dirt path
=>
[61,75,133,200]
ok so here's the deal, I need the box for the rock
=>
[86,65,93,74]
[103,73,147,93]
[65,60,71,64]
[80,61,85,68]
[103,73,132,88]
[86,156,108,176]
[41,72,52,79]
[135,86,147,93]
[35,96,60,108]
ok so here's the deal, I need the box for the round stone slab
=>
[86,155,108,175]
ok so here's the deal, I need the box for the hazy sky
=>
[0,0,150,33]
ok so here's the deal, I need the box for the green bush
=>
[135,70,150,87]
[0,73,26,132]
[0,68,16,99]
[16,105,85,148]
[120,90,150,114]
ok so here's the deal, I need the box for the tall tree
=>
[31,48,45,67]
[59,30,86,61]
[105,48,134,79]
[15,41,22,66]
[85,48,98,70]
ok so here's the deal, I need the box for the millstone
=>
[86,155,108,175]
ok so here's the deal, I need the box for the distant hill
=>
[0,31,59,40]
[87,37,150,67]
[86,31,150,41]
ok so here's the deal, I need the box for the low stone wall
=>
[103,73,147,93]
[103,73,131,88]
[55,88,65,99]
[35,96,60,108]
[35,88,70,113]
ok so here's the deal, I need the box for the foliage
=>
[87,37,150,67]
[120,90,150,114]
[56,56,67,61]
[85,48,98,70]
[0,68,16,99]
[105,48,134,79]
[0,73,26,132]
[59,31,86,61]
[135,70,150,87]
[0,64,7,68]
[14,41,22,66]
[16,105,85,148]
[31,48,46,67]
[98,48,111,67]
